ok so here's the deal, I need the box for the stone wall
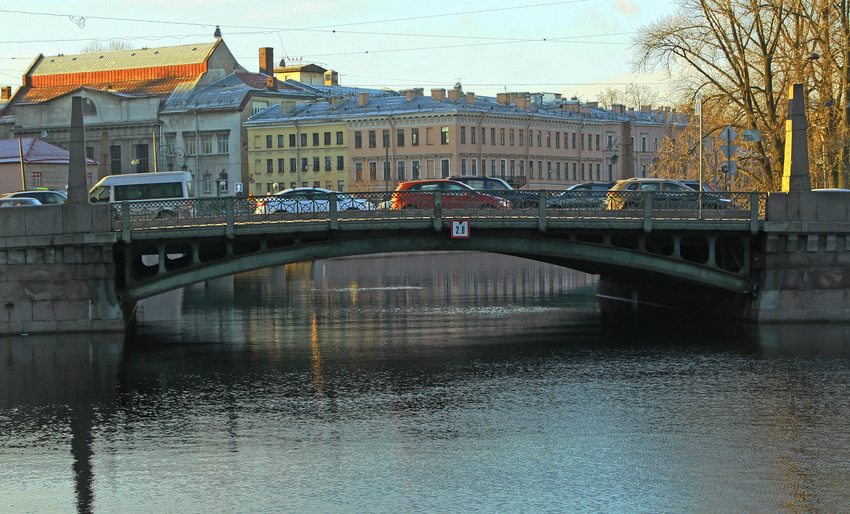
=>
[0,203,122,335]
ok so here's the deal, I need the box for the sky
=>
[0,0,679,103]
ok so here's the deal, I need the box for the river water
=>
[2,252,850,513]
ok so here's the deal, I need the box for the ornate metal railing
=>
[109,190,768,234]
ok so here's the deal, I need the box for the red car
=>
[390,180,510,210]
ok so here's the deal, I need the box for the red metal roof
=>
[13,76,196,105]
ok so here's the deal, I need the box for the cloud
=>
[613,0,641,17]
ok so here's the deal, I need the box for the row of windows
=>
[263,131,345,149]
[261,181,347,193]
[457,127,603,151]
[263,156,346,173]
[350,158,607,182]
[183,134,229,156]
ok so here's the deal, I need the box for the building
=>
[0,39,317,196]
[0,138,98,194]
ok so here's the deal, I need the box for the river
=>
[2,252,850,513]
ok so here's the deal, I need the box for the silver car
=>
[255,187,372,215]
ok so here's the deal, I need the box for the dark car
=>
[390,180,510,210]
[680,180,716,192]
[1,190,67,205]
[448,176,541,208]
[605,178,732,210]
[551,181,615,209]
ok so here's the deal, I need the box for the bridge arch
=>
[116,226,756,303]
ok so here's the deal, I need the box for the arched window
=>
[82,98,97,115]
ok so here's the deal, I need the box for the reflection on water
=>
[3,253,850,513]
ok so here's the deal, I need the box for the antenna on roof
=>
[214,26,222,38]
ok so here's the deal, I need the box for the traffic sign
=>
[720,145,738,159]
[720,125,738,143]
[235,182,243,193]
[722,161,738,175]
[743,129,761,142]
[451,219,470,238]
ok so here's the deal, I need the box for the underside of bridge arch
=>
[116,227,756,305]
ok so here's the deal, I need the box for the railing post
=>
[329,191,338,230]
[225,197,235,239]
[750,192,759,233]
[433,191,442,231]
[538,190,547,232]
[643,191,652,233]
[121,200,131,242]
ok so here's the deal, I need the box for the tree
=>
[631,0,849,190]
[80,40,133,53]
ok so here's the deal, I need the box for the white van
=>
[90,171,194,219]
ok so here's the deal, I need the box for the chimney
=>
[612,104,625,114]
[330,97,344,108]
[581,106,591,114]
[359,92,370,106]
[466,92,475,104]
[406,89,417,101]
[266,76,277,90]
[641,105,652,114]
[447,89,460,101]
[0,86,10,101]
[431,88,446,101]
[515,97,530,109]
[497,93,510,106]
[259,47,274,77]
[628,107,635,116]
[587,101,598,109]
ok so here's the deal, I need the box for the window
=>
[490,128,496,145]
[289,158,297,172]
[556,132,560,148]
[596,135,601,151]
[369,161,377,180]
[277,134,284,147]
[325,156,332,171]
[461,158,468,175]
[266,159,273,173]
[654,137,659,152]
[564,133,569,149]
[368,130,376,148]
[312,133,319,146]
[500,159,507,178]
[355,162,363,181]
[266,135,273,148]
[383,129,390,147]
[201,135,213,154]
[519,160,524,177]
[471,127,476,144]
[556,162,561,180]
[471,159,478,176]
[596,163,601,180]
[300,133,307,147]
[338,180,345,191]
[313,157,320,171]
[510,129,514,146]
[572,162,577,180]
[607,134,614,149]
[289,134,296,147]
[581,163,586,180]
[641,135,647,152]
[278,158,286,172]
[218,134,229,154]
[252,101,268,115]
[519,130,523,145]
[110,145,121,174]
[411,128,419,146]
[31,171,43,187]
[301,157,308,171]
[336,131,344,145]
[337,156,344,170]
[441,126,449,144]
[528,131,533,147]
[547,131,551,148]
[529,160,534,179]
[397,161,405,181]
[441,159,450,177]
[491,159,497,177]
[572,133,576,149]
[510,160,515,177]
[82,98,97,115]
[481,127,486,145]
[500,128,505,145]
[588,134,593,151]
[481,159,487,176]
[581,134,585,150]
[537,131,542,147]
[324,132,331,145]
[397,128,405,147]
[354,131,363,148]
[133,144,149,173]
[461,126,466,144]
[411,160,420,179]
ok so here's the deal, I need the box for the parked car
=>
[0,197,42,207]
[551,181,615,209]
[680,180,716,192]
[605,178,732,210]
[390,180,510,210]
[448,176,540,208]
[1,190,67,205]
[255,187,372,215]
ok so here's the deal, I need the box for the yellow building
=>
[246,115,349,194]
[274,63,338,86]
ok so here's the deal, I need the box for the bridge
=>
[3,89,849,334]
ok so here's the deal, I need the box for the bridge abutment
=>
[1,203,123,335]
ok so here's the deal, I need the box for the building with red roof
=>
[0,138,98,194]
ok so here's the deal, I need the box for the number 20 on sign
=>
[451,219,470,238]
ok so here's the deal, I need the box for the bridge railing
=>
[109,190,767,232]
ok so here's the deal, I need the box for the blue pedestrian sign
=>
[234,182,243,193]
